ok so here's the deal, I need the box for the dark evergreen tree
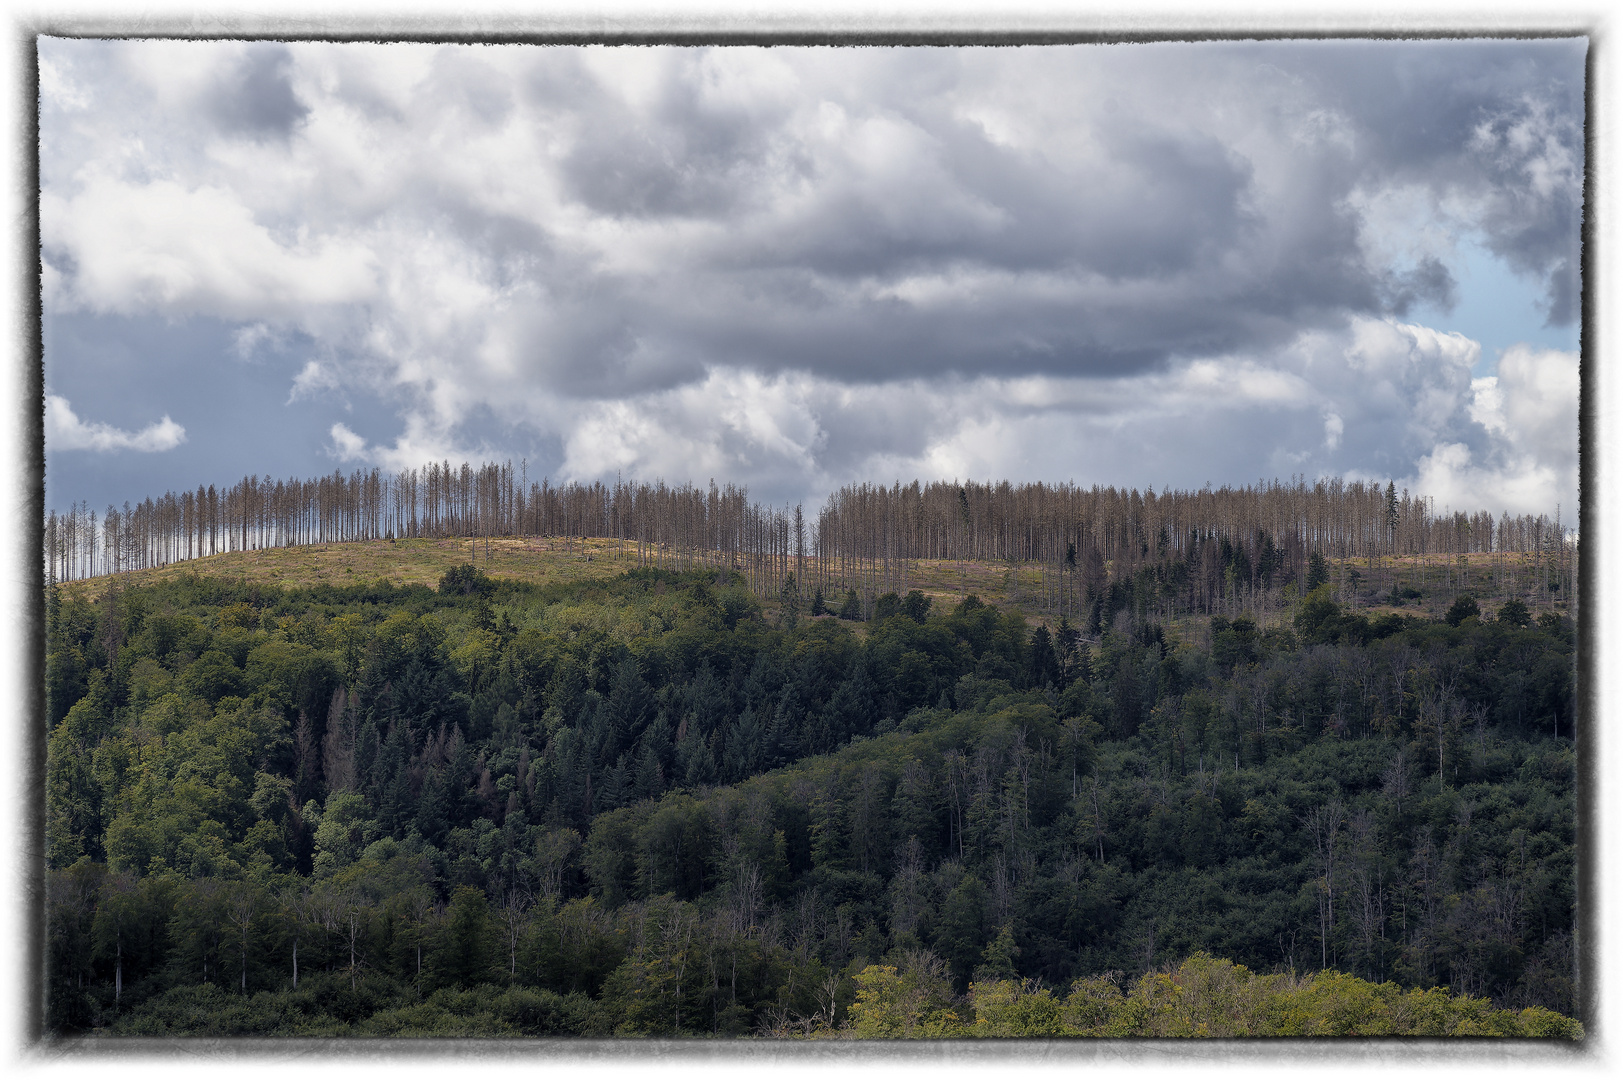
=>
[723,707,764,782]
[1497,597,1532,627]
[1307,551,1330,591]
[606,656,653,753]
[837,589,862,621]
[766,682,803,767]
[633,735,667,801]
[414,766,450,847]
[1055,617,1082,686]
[1445,595,1481,627]
[1029,625,1059,688]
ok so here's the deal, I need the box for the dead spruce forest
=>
[44,469,1580,1037]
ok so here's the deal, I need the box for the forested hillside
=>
[44,540,1578,1036]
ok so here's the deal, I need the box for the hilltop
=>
[60,533,1569,636]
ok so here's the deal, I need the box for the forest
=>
[42,479,1580,1037]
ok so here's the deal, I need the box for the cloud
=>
[41,43,1580,371]
[1323,412,1344,451]
[41,173,378,321]
[208,43,309,141]
[1324,40,1586,325]
[38,40,1581,520]
[1380,255,1458,317]
[233,322,278,360]
[1495,342,1582,462]
[46,395,186,453]
[1465,93,1586,324]
[39,53,89,111]
[526,318,1567,517]
[329,422,369,462]
[288,359,340,402]
[1417,343,1580,516]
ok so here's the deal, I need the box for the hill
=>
[45,552,1578,1036]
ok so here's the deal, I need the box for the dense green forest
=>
[44,553,1578,1037]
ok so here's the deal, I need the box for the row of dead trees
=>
[45,467,1576,624]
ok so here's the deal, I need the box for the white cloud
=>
[1469,374,1508,435]
[46,395,186,453]
[288,359,340,402]
[41,174,377,321]
[1497,343,1581,455]
[559,368,830,495]
[1415,343,1578,517]
[39,55,90,111]
[1323,412,1344,451]
[232,322,277,360]
[329,422,369,462]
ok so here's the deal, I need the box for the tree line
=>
[47,469,1576,623]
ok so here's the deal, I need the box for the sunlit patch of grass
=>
[59,538,1566,633]
[58,535,643,601]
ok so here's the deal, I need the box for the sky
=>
[39,37,1583,521]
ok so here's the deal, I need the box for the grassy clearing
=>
[57,536,641,601]
[57,540,1569,635]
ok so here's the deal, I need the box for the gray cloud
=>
[475,42,1578,387]
[1382,255,1458,318]
[209,43,309,140]
[558,67,793,219]
[1272,39,1585,323]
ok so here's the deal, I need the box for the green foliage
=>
[1446,595,1481,627]
[1497,597,1532,628]
[847,954,967,1037]
[45,564,1578,1037]
[838,953,1583,1039]
[970,977,1066,1036]
[1047,954,1584,1038]
[312,791,372,878]
[1306,552,1330,591]
[429,885,495,990]
[439,564,493,597]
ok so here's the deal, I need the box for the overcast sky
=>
[39,38,1583,520]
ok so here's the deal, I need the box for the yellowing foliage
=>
[838,954,1582,1040]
